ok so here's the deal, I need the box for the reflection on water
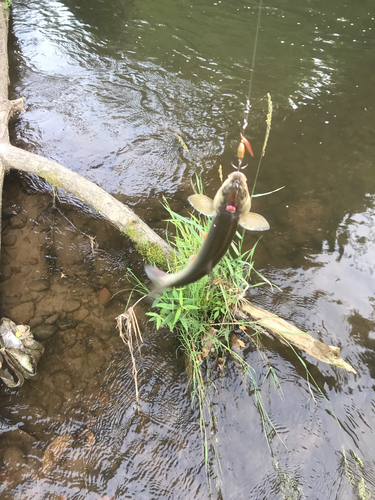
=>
[2,0,375,498]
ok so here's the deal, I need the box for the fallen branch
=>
[236,300,356,374]
[0,143,173,266]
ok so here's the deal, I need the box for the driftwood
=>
[236,301,356,374]
[0,3,356,374]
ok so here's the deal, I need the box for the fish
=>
[145,171,269,294]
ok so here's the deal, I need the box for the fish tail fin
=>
[145,264,168,294]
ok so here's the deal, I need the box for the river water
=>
[1,0,375,498]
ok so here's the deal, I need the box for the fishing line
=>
[242,0,264,135]
[236,0,264,170]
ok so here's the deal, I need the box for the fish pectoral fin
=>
[239,212,270,231]
[188,194,216,216]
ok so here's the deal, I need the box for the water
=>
[1,0,375,498]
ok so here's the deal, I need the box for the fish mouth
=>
[226,189,239,212]
[226,204,237,213]
[225,179,242,213]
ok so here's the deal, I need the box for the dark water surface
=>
[1,0,375,498]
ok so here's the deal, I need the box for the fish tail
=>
[145,264,168,294]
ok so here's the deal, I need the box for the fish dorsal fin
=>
[239,212,270,231]
[188,194,216,216]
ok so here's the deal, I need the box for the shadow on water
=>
[1,0,375,498]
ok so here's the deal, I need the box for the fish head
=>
[213,171,251,216]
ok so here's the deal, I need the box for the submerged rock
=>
[62,299,81,313]
[28,279,50,292]
[3,446,27,471]
[32,324,56,341]
[97,287,111,307]
[8,301,35,325]
[42,434,74,475]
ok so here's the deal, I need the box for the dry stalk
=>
[116,296,146,408]
[89,236,97,257]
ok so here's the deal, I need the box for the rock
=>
[28,290,49,304]
[90,337,105,352]
[2,233,17,246]
[9,301,35,324]
[4,429,37,446]
[36,293,61,316]
[42,434,74,475]
[1,250,12,265]
[57,318,77,331]
[26,406,47,423]
[29,315,43,328]
[20,266,34,278]
[9,213,28,229]
[3,446,26,471]
[74,327,87,341]
[33,324,56,341]
[23,257,39,266]
[76,429,95,448]
[28,279,50,292]
[45,393,62,412]
[86,350,108,376]
[45,313,59,325]
[1,264,12,279]
[53,372,73,392]
[59,329,77,347]
[73,308,90,321]
[98,328,112,341]
[67,342,87,359]
[62,300,81,313]
[97,288,112,307]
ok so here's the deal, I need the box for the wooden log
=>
[0,143,174,266]
[236,300,356,374]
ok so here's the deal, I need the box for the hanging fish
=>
[145,171,269,294]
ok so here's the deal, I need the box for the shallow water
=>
[1,0,375,498]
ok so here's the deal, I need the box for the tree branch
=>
[0,143,174,266]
